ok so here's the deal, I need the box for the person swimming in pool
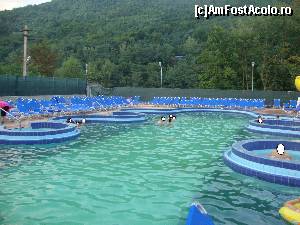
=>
[168,114,173,123]
[67,118,86,127]
[157,116,166,125]
[257,116,263,124]
[269,144,292,160]
[76,118,86,124]
[166,114,176,127]
[66,118,75,124]
[74,118,86,127]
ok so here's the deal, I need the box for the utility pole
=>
[22,25,29,77]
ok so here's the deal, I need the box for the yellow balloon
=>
[295,76,300,91]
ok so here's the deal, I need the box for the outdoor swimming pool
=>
[0,112,299,225]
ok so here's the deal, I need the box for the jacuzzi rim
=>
[53,113,145,120]
[232,139,300,171]
[52,115,147,124]
[0,130,80,145]
[0,122,77,136]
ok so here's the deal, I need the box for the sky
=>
[0,0,51,11]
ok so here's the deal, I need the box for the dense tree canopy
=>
[0,0,299,90]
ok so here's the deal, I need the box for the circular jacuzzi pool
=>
[53,112,147,123]
[0,122,79,145]
[247,119,300,137]
[224,139,300,187]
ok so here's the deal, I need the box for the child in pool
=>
[66,118,86,127]
[66,118,75,124]
[166,114,175,127]
[75,118,86,127]
[269,144,292,160]
[157,116,166,125]
[168,115,173,123]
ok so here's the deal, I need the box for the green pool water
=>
[0,112,299,225]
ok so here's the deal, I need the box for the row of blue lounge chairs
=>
[5,95,299,119]
[149,97,265,108]
[274,99,300,111]
[7,96,140,118]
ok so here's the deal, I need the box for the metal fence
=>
[108,87,300,105]
[2,76,299,105]
[89,84,112,96]
[0,75,86,96]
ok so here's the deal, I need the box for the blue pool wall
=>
[0,132,80,145]
[31,122,68,129]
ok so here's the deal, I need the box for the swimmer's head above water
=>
[277,144,285,155]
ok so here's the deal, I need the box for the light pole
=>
[159,61,162,88]
[26,56,31,76]
[251,61,255,92]
[85,63,88,96]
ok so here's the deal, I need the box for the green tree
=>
[55,56,83,78]
[86,59,116,87]
[101,59,115,87]
[198,26,239,89]
[0,51,22,75]
[183,37,199,55]
[165,60,198,88]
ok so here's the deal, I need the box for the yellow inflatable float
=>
[295,76,300,91]
[279,198,300,224]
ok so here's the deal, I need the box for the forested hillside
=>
[0,0,299,90]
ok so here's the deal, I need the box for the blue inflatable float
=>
[186,203,214,225]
